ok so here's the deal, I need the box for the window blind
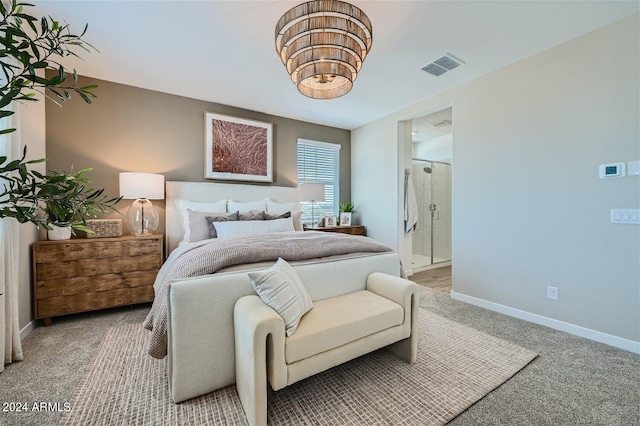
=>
[297,139,340,224]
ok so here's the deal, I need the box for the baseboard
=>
[451,291,640,354]
[20,320,36,341]
[409,261,452,276]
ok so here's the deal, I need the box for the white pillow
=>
[176,199,227,243]
[248,258,313,336]
[266,198,303,231]
[228,199,266,213]
[213,217,294,238]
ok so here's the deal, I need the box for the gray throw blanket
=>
[143,231,392,359]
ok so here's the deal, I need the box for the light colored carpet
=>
[59,309,537,425]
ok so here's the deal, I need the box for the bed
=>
[145,181,403,402]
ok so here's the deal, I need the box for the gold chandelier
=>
[275,0,373,100]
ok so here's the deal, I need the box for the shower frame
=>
[412,158,451,267]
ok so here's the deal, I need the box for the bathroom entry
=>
[411,108,452,271]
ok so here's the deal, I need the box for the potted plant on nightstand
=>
[339,202,356,227]
[37,168,121,240]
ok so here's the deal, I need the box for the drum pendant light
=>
[275,0,373,99]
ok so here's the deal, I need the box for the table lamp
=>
[299,183,325,228]
[119,172,165,236]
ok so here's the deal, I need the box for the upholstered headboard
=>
[165,181,300,255]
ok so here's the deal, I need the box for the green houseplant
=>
[339,202,356,213]
[339,202,356,226]
[38,168,120,239]
[0,0,103,231]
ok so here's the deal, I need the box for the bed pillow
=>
[187,209,227,242]
[205,211,240,238]
[228,199,266,213]
[248,258,313,336]
[264,211,291,220]
[213,217,295,238]
[266,198,303,231]
[176,199,227,243]
[239,210,267,221]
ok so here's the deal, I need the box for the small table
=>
[303,225,366,236]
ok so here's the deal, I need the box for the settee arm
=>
[234,295,286,426]
[366,272,419,363]
[367,272,419,308]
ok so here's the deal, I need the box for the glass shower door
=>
[430,162,451,264]
[411,159,451,270]
[411,161,432,269]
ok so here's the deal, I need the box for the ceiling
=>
[33,1,638,130]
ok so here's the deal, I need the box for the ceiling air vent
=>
[431,119,452,128]
[421,53,465,77]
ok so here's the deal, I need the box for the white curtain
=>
[0,102,24,372]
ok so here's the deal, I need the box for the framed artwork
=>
[204,112,273,182]
[325,215,337,228]
[339,212,352,226]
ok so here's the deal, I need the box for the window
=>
[297,139,340,224]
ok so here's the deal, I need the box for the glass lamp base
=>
[125,198,159,237]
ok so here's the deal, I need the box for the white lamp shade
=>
[119,173,165,200]
[299,183,325,202]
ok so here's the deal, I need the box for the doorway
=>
[410,108,452,272]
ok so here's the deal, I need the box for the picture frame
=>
[204,112,273,182]
[325,215,337,228]
[339,212,352,227]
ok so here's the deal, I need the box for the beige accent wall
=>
[353,15,639,345]
[45,76,351,235]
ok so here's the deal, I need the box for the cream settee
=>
[234,272,419,425]
[166,251,406,403]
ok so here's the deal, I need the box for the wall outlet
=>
[547,286,559,301]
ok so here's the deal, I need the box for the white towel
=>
[404,169,418,234]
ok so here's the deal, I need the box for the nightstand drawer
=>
[37,286,155,317]
[34,238,162,262]
[35,254,161,281]
[35,270,158,298]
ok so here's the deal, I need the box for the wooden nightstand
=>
[32,235,163,325]
[303,225,366,236]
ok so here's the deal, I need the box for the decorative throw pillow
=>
[206,211,240,238]
[248,258,313,336]
[239,210,267,221]
[264,211,291,220]
[213,217,295,238]
[176,199,227,242]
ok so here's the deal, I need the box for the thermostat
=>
[599,163,625,178]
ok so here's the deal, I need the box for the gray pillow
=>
[239,210,267,221]
[187,209,228,242]
[206,211,240,238]
[264,211,291,220]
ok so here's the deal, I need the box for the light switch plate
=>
[627,160,640,176]
[611,209,640,224]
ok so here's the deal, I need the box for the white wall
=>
[351,118,400,249]
[352,15,639,349]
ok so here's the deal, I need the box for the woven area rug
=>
[59,309,537,425]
